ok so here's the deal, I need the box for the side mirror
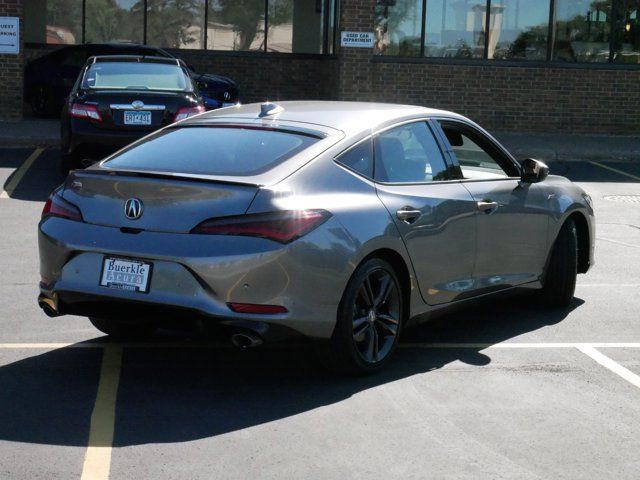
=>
[520,158,549,184]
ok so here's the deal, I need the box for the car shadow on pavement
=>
[1,148,65,202]
[0,295,583,447]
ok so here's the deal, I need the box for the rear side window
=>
[336,139,373,178]
[82,62,190,91]
[374,122,448,183]
[104,127,319,177]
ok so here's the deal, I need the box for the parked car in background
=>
[24,43,239,116]
[39,101,595,374]
[60,55,206,172]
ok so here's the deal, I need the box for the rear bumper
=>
[69,119,156,156]
[38,216,359,339]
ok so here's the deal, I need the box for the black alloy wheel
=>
[319,258,404,374]
[351,267,401,364]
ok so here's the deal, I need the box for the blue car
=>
[24,43,239,116]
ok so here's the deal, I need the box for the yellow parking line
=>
[589,161,640,181]
[81,345,123,480]
[0,147,45,199]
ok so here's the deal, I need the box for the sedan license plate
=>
[100,257,152,293]
[124,110,151,125]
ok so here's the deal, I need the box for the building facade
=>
[2,0,639,133]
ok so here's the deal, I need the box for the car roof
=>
[186,101,467,136]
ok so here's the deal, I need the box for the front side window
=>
[104,127,319,176]
[375,0,423,56]
[440,125,510,180]
[374,122,449,183]
[553,0,612,63]
[82,62,191,91]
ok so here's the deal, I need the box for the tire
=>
[318,258,404,375]
[89,317,156,340]
[539,219,578,307]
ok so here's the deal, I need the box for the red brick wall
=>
[0,0,23,121]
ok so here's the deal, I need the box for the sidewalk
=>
[0,118,639,162]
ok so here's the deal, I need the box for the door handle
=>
[396,207,422,224]
[476,200,499,214]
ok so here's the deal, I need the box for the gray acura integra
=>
[38,101,594,373]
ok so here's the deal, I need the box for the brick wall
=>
[0,0,23,121]
[173,50,339,103]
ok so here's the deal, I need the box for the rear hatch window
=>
[83,62,190,91]
[103,126,320,176]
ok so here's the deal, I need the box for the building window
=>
[207,0,265,51]
[267,0,326,53]
[424,0,486,59]
[489,0,550,60]
[375,0,423,56]
[612,0,640,63]
[147,0,206,49]
[85,0,144,44]
[553,0,612,63]
[24,0,82,44]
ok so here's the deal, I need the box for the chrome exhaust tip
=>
[231,332,264,349]
[38,295,61,317]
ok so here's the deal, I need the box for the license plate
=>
[124,111,151,125]
[100,257,152,293]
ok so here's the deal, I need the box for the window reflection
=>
[146,0,205,49]
[553,0,612,63]
[613,0,640,63]
[85,0,144,44]
[424,0,486,59]
[206,0,265,51]
[490,0,549,60]
[24,0,82,44]
[267,0,325,53]
[375,0,423,56]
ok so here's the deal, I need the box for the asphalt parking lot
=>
[1,147,640,479]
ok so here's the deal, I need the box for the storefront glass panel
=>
[147,0,205,49]
[85,0,144,44]
[206,0,265,51]
[489,0,549,60]
[375,0,423,56]
[424,0,487,59]
[553,0,612,62]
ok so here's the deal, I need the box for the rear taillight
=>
[174,105,205,122]
[70,103,102,121]
[42,194,83,222]
[191,210,331,244]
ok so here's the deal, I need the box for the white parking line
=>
[0,148,44,199]
[577,345,640,390]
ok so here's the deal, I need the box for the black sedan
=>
[25,43,238,116]
[60,55,206,173]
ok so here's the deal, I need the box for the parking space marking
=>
[81,345,123,480]
[577,345,640,390]
[0,148,45,199]
[589,161,640,181]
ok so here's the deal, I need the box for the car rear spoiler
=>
[73,167,264,188]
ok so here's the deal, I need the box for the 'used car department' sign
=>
[341,31,374,48]
[0,17,19,54]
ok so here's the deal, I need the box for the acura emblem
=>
[223,91,230,101]
[124,198,143,220]
[132,100,145,110]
